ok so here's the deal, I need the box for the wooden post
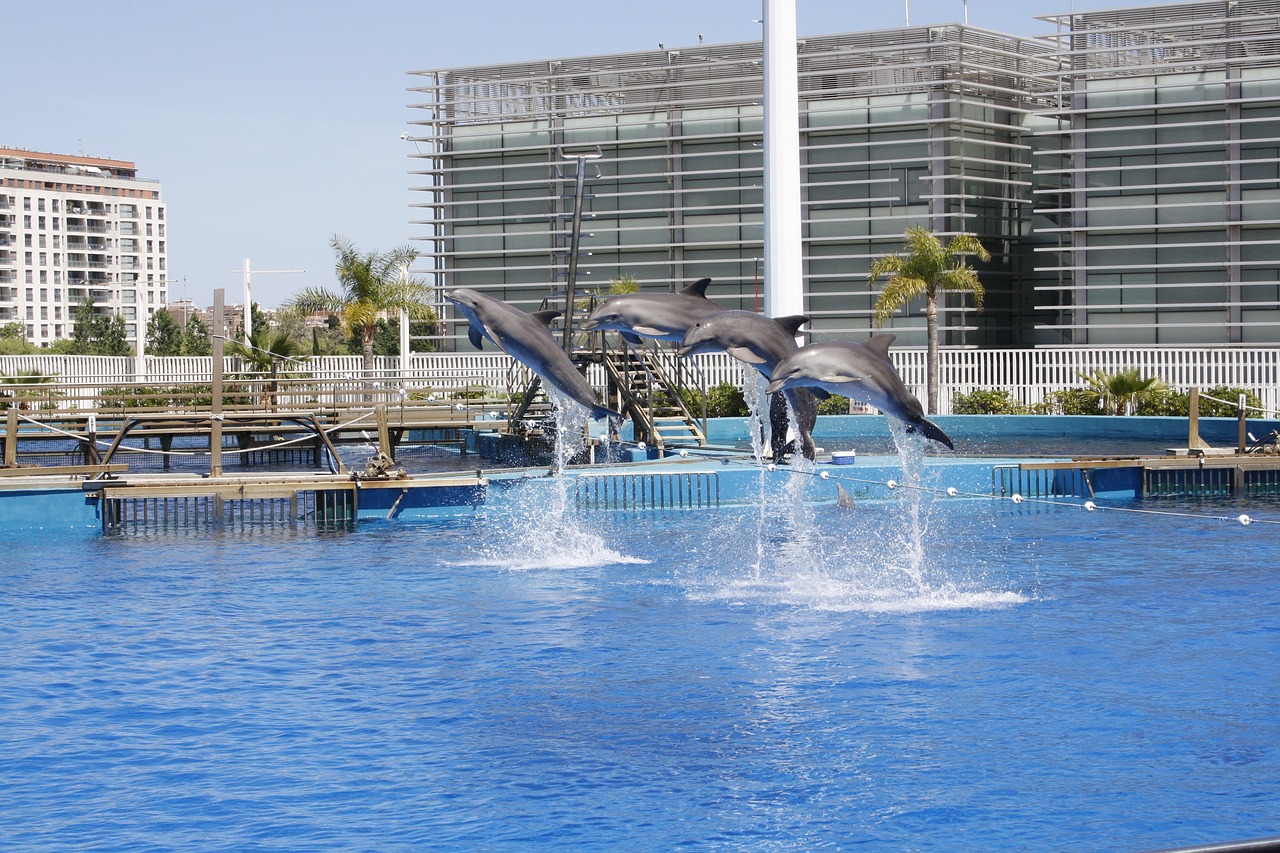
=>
[4,407,17,468]
[376,403,393,460]
[1187,387,1211,453]
[210,289,225,477]
[1238,392,1248,454]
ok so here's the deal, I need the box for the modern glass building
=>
[407,0,1280,351]
[1035,0,1280,344]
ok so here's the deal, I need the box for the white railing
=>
[1,347,1276,416]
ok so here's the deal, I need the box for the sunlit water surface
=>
[3,475,1278,851]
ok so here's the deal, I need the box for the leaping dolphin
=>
[445,288,621,422]
[764,337,954,450]
[579,277,725,343]
[677,310,821,461]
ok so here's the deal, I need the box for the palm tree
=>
[1080,367,1170,416]
[227,327,309,409]
[286,235,435,378]
[870,226,991,414]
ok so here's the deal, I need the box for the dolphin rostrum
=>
[677,310,821,461]
[445,288,621,422]
[579,277,725,343]
[764,336,954,449]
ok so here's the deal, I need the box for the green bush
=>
[951,388,1027,415]
[1135,390,1189,417]
[1197,386,1262,418]
[96,385,173,410]
[816,394,851,415]
[1035,387,1101,415]
[704,382,748,418]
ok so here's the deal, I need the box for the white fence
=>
[2,347,1277,415]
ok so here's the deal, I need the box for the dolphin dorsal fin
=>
[680,277,713,298]
[863,333,897,360]
[530,310,563,328]
[773,314,810,337]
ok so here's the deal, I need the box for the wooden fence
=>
[2,347,1277,416]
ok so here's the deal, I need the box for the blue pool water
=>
[3,471,1278,851]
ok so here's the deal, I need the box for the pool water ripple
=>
[2,491,1278,851]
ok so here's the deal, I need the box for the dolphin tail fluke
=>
[909,416,954,450]
[591,405,625,422]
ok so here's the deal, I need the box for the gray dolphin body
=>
[677,310,820,461]
[765,337,954,449]
[445,288,621,422]
[579,278,725,343]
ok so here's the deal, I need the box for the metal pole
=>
[211,289,225,477]
[563,155,588,355]
[763,0,804,320]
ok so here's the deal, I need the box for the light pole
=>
[133,277,178,382]
[230,258,304,343]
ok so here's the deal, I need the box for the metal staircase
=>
[600,338,707,451]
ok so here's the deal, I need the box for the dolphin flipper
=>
[468,325,484,350]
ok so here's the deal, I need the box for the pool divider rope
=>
[617,440,1277,528]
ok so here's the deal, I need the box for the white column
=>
[762,0,804,319]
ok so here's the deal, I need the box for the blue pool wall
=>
[5,415,1279,533]
[699,413,1280,446]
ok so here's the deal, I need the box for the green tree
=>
[69,298,132,356]
[0,323,37,355]
[227,326,309,374]
[285,235,435,377]
[870,226,991,415]
[359,316,438,356]
[1080,368,1170,416]
[145,308,184,356]
[181,314,212,356]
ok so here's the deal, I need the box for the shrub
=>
[816,394,852,416]
[1035,387,1101,415]
[1135,390,1189,417]
[1197,386,1262,418]
[951,388,1026,415]
[704,382,748,418]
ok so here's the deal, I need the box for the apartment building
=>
[407,0,1280,350]
[0,147,168,348]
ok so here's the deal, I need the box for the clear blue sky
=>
[8,0,1120,308]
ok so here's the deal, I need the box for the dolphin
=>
[579,277,725,343]
[764,336,954,450]
[676,310,820,461]
[445,288,621,422]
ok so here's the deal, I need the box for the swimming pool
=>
[3,463,1277,851]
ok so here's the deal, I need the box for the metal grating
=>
[100,488,357,534]
[573,471,719,511]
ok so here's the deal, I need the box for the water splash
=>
[687,416,1026,613]
[461,392,647,571]
[463,476,649,571]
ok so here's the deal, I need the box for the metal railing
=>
[1,345,1277,416]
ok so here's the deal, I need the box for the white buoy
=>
[886,479,898,490]
[1238,514,1253,526]
[679,449,688,457]
[1084,501,1097,512]
[1011,494,1024,504]
[946,487,958,497]
[820,470,830,480]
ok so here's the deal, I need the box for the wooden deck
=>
[995,452,1280,499]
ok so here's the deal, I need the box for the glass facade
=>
[1035,0,1280,344]
[408,1,1280,351]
